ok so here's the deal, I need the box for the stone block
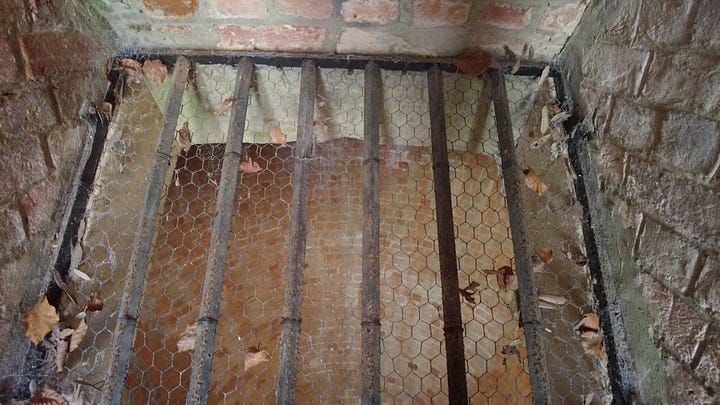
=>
[666,358,715,404]
[582,43,649,95]
[142,0,198,17]
[641,52,720,117]
[655,111,719,175]
[215,25,326,52]
[477,3,531,30]
[638,272,673,332]
[636,0,693,46]
[0,36,18,84]
[0,136,49,195]
[51,71,108,123]
[540,3,584,34]
[341,0,399,24]
[0,87,57,137]
[606,97,658,152]
[664,295,708,363]
[207,0,267,19]
[19,177,62,236]
[692,0,720,50]
[19,30,100,79]
[0,207,25,257]
[277,0,333,19]
[695,333,719,391]
[625,155,720,247]
[413,0,470,27]
[694,256,719,318]
[577,82,612,133]
[637,218,699,293]
[588,140,625,194]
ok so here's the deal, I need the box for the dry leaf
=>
[538,65,550,89]
[71,268,91,282]
[550,111,571,125]
[28,389,66,405]
[538,247,554,265]
[86,293,103,312]
[458,281,480,305]
[576,312,600,331]
[523,169,548,196]
[268,125,287,146]
[176,121,193,153]
[538,294,567,306]
[142,59,167,84]
[67,319,88,352]
[118,58,143,83]
[575,313,605,359]
[55,339,69,372]
[177,322,197,352]
[484,266,514,291]
[214,97,236,116]
[453,48,495,76]
[531,255,546,273]
[314,116,331,133]
[540,105,550,135]
[23,296,59,344]
[244,349,270,371]
[239,157,262,174]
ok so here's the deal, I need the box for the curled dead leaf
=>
[23,296,59,345]
[118,58,143,83]
[86,293,103,312]
[538,294,567,306]
[28,389,66,405]
[55,339,69,372]
[239,156,262,174]
[177,322,197,352]
[538,247,554,265]
[532,255,546,273]
[484,265,514,291]
[523,169,548,196]
[176,121,193,153]
[214,97,236,116]
[67,318,88,352]
[458,280,480,305]
[142,59,167,84]
[575,312,605,359]
[244,349,270,371]
[453,48,496,76]
[268,125,287,146]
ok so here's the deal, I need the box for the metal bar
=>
[361,61,381,405]
[185,57,254,404]
[426,64,468,405]
[102,57,191,405]
[276,59,317,405]
[487,67,550,404]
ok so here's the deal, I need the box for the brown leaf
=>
[28,389,67,405]
[86,293,103,312]
[142,59,167,84]
[244,349,270,371]
[484,266,514,291]
[314,116,331,133]
[23,296,59,345]
[531,255,546,273]
[580,330,605,359]
[68,318,87,352]
[268,125,287,146]
[575,312,600,332]
[176,121,193,152]
[55,339,69,372]
[453,48,495,76]
[118,58,143,83]
[177,322,197,352]
[523,169,548,196]
[214,97,236,116]
[538,247,554,265]
[239,156,262,174]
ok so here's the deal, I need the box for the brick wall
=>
[562,0,719,402]
[93,0,587,61]
[0,0,113,391]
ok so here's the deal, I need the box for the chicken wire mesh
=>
[33,55,614,404]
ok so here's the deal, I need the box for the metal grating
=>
[42,53,616,405]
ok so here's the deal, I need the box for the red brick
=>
[50,71,107,123]
[142,0,198,17]
[337,28,420,55]
[47,125,86,175]
[215,25,326,52]
[277,0,333,19]
[20,177,62,236]
[341,0,398,24]
[540,4,583,33]
[414,0,470,27]
[0,136,48,194]
[0,0,27,32]
[19,31,100,79]
[0,36,18,83]
[208,0,266,19]
[0,208,25,257]
[478,3,531,30]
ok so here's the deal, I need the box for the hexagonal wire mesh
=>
[51,56,611,404]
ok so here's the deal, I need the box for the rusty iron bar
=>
[276,60,317,404]
[427,64,468,405]
[101,57,191,405]
[361,61,381,405]
[488,67,550,404]
[185,57,254,405]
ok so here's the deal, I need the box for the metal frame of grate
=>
[51,51,627,404]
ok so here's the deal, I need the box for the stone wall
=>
[562,0,719,403]
[92,0,587,61]
[0,0,113,395]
